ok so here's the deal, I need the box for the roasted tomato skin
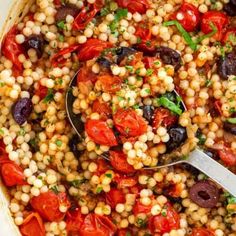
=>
[201,11,229,40]
[85,119,118,146]
[98,74,122,93]
[113,109,148,137]
[109,151,136,174]
[20,212,45,236]
[172,2,200,32]
[218,147,236,166]
[133,201,152,216]
[191,228,215,236]
[105,189,126,209]
[92,100,112,120]
[117,0,149,14]
[30,191,70,222]
[66,208,84,234]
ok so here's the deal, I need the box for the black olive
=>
[23,34,44,58]
[116,47,137,64]
[142,105,154,123]
[69,135,82,158]
[203,149,218,160]
[224,3,236,16]
[156,46,182,71]
[217,52,236,80]
[223,122,236,135]
[12,98,33,125]
[231,0,236,5]
[96,57,112,69]
[55,4,79,22]
[189,180,219,208]
[182,164,200,176]
[166,126,187,152]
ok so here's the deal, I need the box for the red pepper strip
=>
[51,45,80,67]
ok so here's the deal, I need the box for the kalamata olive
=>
[55,4,79,22]
[69,135,81,158]
[96,57,112,69]
[217,52,236,79]
[23,34,44,58]
[231,0,236,5]
[166,126,187,152]
[189,180,219,208]
[142,105,154,123]
[224,3,236,16]
[223,122,236,135]
[182,164,200,176]
[156,46,182,71]
[116,47,137,64]
[12,98,33,125]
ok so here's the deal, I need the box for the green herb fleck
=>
[58,34,64,42]
[125,65,134,72]
[133,104,139,109]
[96,186,103,193]
[57,20,66,30]
[197,134,206,145]
[137,37,142,44]
[0,129,4,135]
[50,185,59,194]
[105,173,112,178]
[157,96,183,115]
[229,107,236,114]
[0,82,5,87]
[126,232,131,236]
[70,179,86,187]
[161,210,167,217]
[136,218,147,228]
[145,88,151,94]
[125,127,130,134]
[205,79,212,87]
[55,140,62,147]
[109,8,128,33]
[18,128,25,136]
[43,89,54,103]
[100,7,110,16]
[146,69,154,76]
[226,118,236,124]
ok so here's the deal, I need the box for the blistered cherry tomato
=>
[106,189,126,209]
[77,39,112,61]
[35,83,48,100]
[152,107,177,129]
[117,0,149,14]
[92,100,112,120]
[95,158,110,175]
[148,215,170,234]
[201,11,229,41]
[114,175,138,189]
[31,191,70,222]
[173,2,200,32]
[85,119,118,146]
[20,212,45,236]
[110,151,136,174]
[165,203,180,230]
[222,28,236,44]
[117,229,133,236]
[218,147,236,166]
[113,109,148,137]
[133,201,152,216]
[98,74,122,93]
[66,208,84,234]
[79,214,117,236]
[191,228,215,236]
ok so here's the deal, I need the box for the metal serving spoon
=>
[66,72,236,196]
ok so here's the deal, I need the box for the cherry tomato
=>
[53,0,62,6]
[95,158,110,175]
[165,203,180,230]
[35,83,48,100]
[110,151,136,174]
[79,214,117,236]
[113,109,147,137]
[117,229,133,236]
[77,39,112,61]
[143,57,156,68]
[222,28,236,44]
[152,107,178,129]
[20,212,45,236]
[172,3,200,32]
[98,74,122,93]
[0,140,8,159]
[66,208,84,234]
[85,119,118,146]
[92,100,112,120]
[105,189,126,209]
[201,11,229,41]
[117,0,149,14]
[133,200,152,216]
[51,45,80,67]
[148,215,170,234]
[77,66,97,84]
[2,26,24,76]
[114,175,138,188]
[0,160,26,187]
[218,147,236,166]
[31,191,71,222]
[135,24,151,42]
[191,228,215,236]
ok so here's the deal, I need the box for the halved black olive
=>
[217,52,236,80]
[166,126,187,152]
[224,3,236,16]
[223,122,236,135]
[96,57,112,69]
[189,180,219,208]
[69,135,81,158]
[116,47,137,64]
[23,34,44,58]
[12,98,33,125]
[231,0,236,5]
[142,105,154,123]
[55,4,79,22]
[156,46,182,71]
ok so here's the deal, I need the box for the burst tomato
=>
[35,83,48,100]
[114,175,138,188]
[148,215,170,234]
[105,189,126,209]
[222,28,236,44]
[77,66,97,83]
[77,39,112,61]
[66,208,84,234]
[92,100,112,120]
[201,11,229,41]
[0,140,8,159]
[30,191,71,222]
[110,151,136,174]
[2,26,24,76]
[79,214,117,236]
[218,147,236,166]
[96,158,110,175]
[113,109,147,137]
[85,119,118,146]
[98,74,122,93]
[0,159,26,187]
[172,2,200,32]
[20,212,45,236]
[165,203,180,229]
[152,107,178,129]
[117,0,149,14]
[143,57,156,68]
[117,229,133,236]
[133,201,152,215]
[191,228,215,236]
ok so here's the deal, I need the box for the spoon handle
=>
[186,149,236,197]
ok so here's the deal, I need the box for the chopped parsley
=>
[145,88,151,94]
[105,173,112,178]
[50,185,59,194]
[137,37,142,44]
[58,34,64,42]
[70,179,86,187]
[96,186,103,193]
[0,82,5,87]
[125,65,134,72]
[224,192,236,204]
[205,79,212,87]
[136,218,147,228]
[161,210,167,217]
[0,129,4,135]
[227,118,236,124]
[57,20,66,30]
[100,7,110,16]
[43,89,54,103]
[109,8,128,34]
[229,107,236,114]
[55,78,63,85]
[55,140,62,147]
[18,128,26,136]
[157,96,183,115]
[146,68,154,76]
[133,104,139,109]
[197,134,206,145]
